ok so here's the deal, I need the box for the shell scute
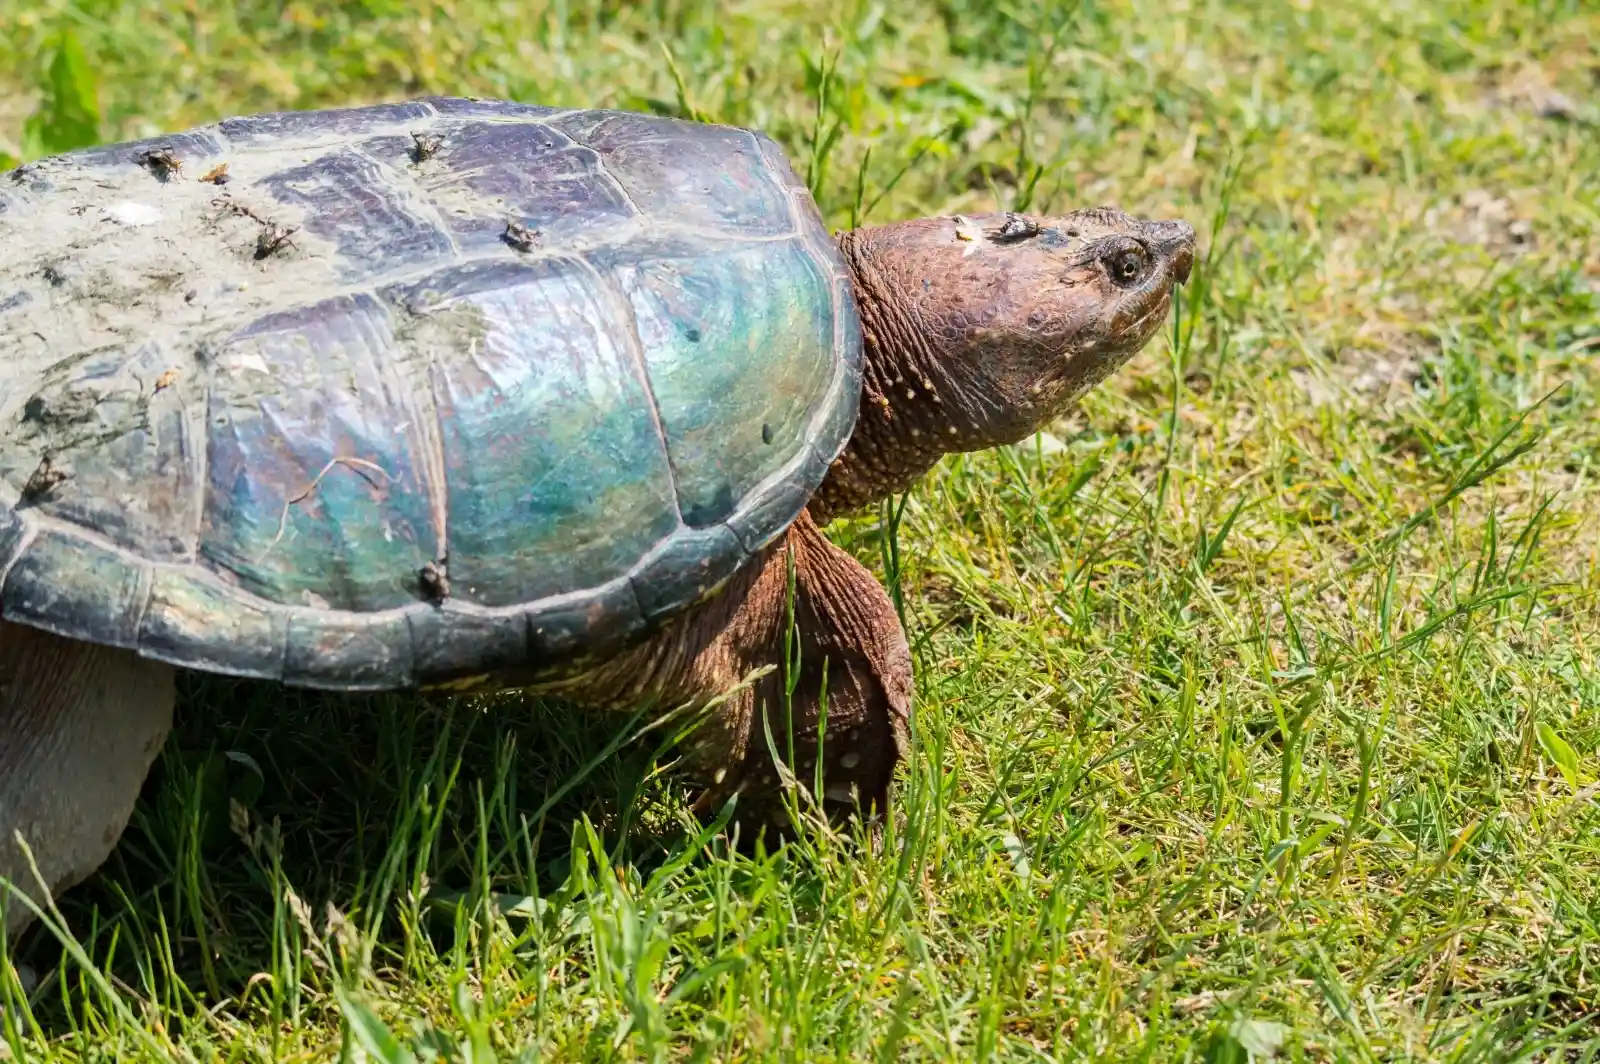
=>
[258,146,458,283]
[590,235,836,529]
[630,524,744,623]
[407,604,528,681]
[0,529,147,650]
[139,566,288,678]
[385,254,681,608]
[219,100,436,146]
[283,609,414,690]
[554,110,793,237]
[1,338,203,563]
[420,97,568,122]
[525,578,646,665]
[200,292,443,612]
[66,130,227,174]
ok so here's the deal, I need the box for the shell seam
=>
[352,142,465,262]
[0,519,39,609]
[403,283,453,586]
[747,129,804,237]
[587,150,648,219]
[181,356,211,566]
[573,254,685,529]
[127,557,156,650]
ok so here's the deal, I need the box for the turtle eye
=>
[1106,245,1147,286]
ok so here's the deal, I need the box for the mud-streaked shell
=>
[0,96,862,690]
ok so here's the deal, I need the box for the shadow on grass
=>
[12,668,696,1024]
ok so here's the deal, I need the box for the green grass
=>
[3,0,1600,1059]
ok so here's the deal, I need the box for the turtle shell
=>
[0,96,862,690]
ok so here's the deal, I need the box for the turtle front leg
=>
[0,620,176,938]
[538,510,912,839]
[629,510,914,834]
[702,508,913,833]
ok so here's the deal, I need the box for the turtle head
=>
[815,205,1195,520]
[931,206,1195,440]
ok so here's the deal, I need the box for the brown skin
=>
[0,205,1192,935]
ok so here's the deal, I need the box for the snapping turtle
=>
[0,96,1194,932]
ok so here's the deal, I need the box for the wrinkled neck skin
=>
[811,220,1141,524]
[808,228,984,524]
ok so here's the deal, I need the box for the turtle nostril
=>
[1148,219,1196,284]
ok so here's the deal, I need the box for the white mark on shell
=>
[840,752,861,770]
[953,215,987,255]
[219,352,272,376]
[104,201,163,226]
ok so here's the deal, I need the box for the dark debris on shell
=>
[502,220,540,252]
[410,131,445,162]
[134,146,182,181]
[254,223,299,259]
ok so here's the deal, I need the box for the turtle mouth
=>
[1074,283,1173,373]
[1049,285,1175,402]
[1117,288,1175,347]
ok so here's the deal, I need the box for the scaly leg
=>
[0,620,176,937]
[555,510,913,836]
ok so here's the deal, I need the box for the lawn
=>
[3,0,1599,1059]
